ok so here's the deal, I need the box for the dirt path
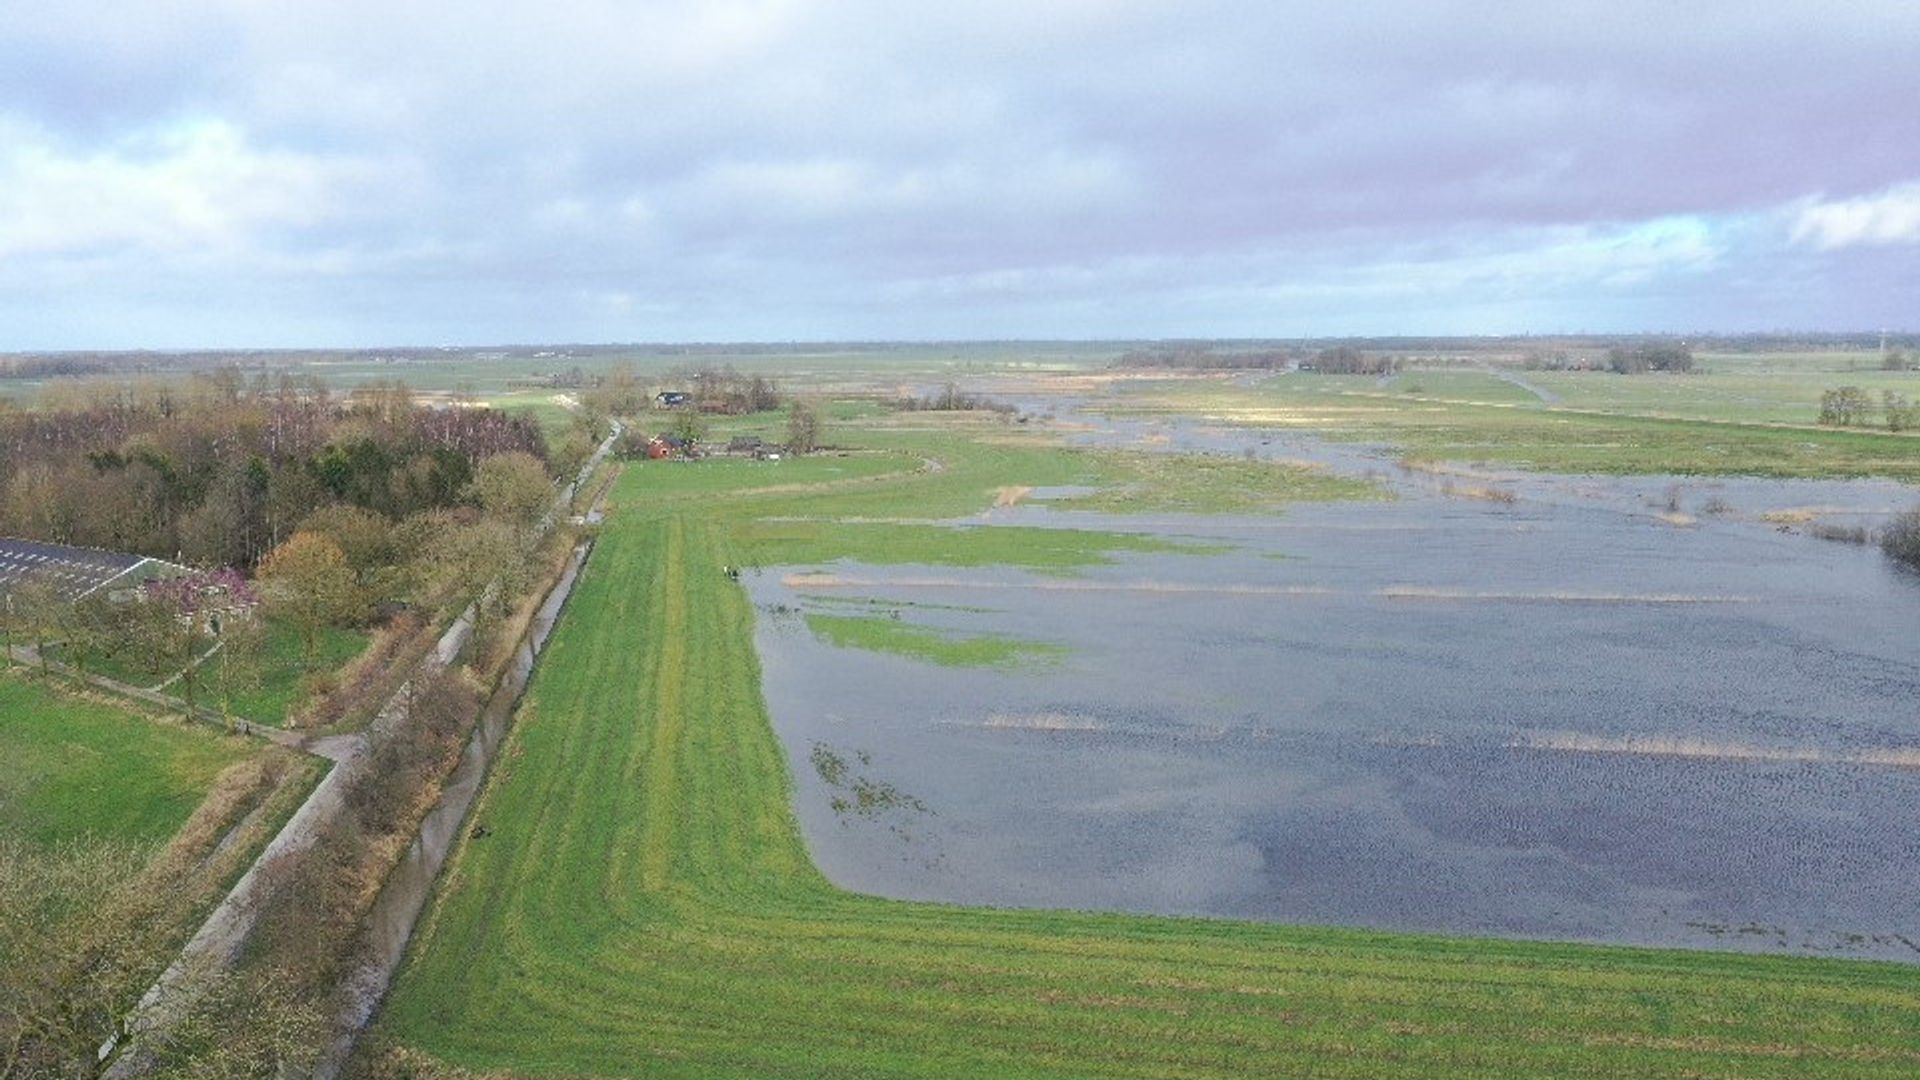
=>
[1483,366,1561,404]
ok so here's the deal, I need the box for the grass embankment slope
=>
[0,675,252,845]
[382,421,1920,1077]
[1120,371,1920,482]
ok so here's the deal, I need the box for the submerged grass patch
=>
[801,593,996,614]
[379,448,1920,1079]
[628,416,1370,574]
[804,611,1066,668]
[1055,451,1385,514]
[737,518,1207,570]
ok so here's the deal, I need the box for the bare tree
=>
[212,614,267,730]
[55,591,118,678]
[1884,507,1920,570]
[1819,386,1873,426]
[140,571,254,719]
[0,837,313,1079]
[1882,391,1916,433]
[6,572,63,676]
[786,399,821,455]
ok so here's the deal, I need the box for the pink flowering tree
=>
[141,569,258,721]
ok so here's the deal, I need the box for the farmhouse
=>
[645,434,697,460]
[0,537,186,604]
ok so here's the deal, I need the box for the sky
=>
[3,1,1919,349]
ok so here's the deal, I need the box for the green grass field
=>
[51,618,368,726]
[211,620,370,726]
[0,674,252,845]
[1116,374,1920,481]
[379,436,1920,1078]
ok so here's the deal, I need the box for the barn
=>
[0,538,186,604]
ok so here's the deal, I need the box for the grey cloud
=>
[2,1,1919,346]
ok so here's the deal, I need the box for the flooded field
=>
[747,413,1920,961]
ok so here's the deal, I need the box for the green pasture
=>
[0,675,251,846]
[1115,375,1920,481]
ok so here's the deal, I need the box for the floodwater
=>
[745,407,1920,961]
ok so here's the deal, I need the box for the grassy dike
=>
[377,431,1920,1078]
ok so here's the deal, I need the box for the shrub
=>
[1810,522,1871,545]
[1818,386,1873,426]
[1883,391,1916,433]
[1607,343,1693,374]
[1306,346,1399,375]
[1882,508,1920,569]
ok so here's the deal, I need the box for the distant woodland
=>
[0,373,547,568]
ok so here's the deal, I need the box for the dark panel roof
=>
[0,538,162,602]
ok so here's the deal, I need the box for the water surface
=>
[747,415,1920,961]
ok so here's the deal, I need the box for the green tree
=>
[468,451,554,526]
[298,503,403,609]
[1819,385,1872,426]
[257,533,357,667]
[669,407,708,448]
[551,426,598,482]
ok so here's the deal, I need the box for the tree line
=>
[1605,344,1695,374]
[1818,386,1916,431]
[0,373,547,569]
[1111,348,1294,370]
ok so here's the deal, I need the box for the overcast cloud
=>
[3,1,1918,347]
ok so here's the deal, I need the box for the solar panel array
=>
[0,538,152,603]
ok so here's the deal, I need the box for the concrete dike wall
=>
[104,424,618,1077]
[313,533,597,1078]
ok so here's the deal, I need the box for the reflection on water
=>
[748,414,1920,961]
